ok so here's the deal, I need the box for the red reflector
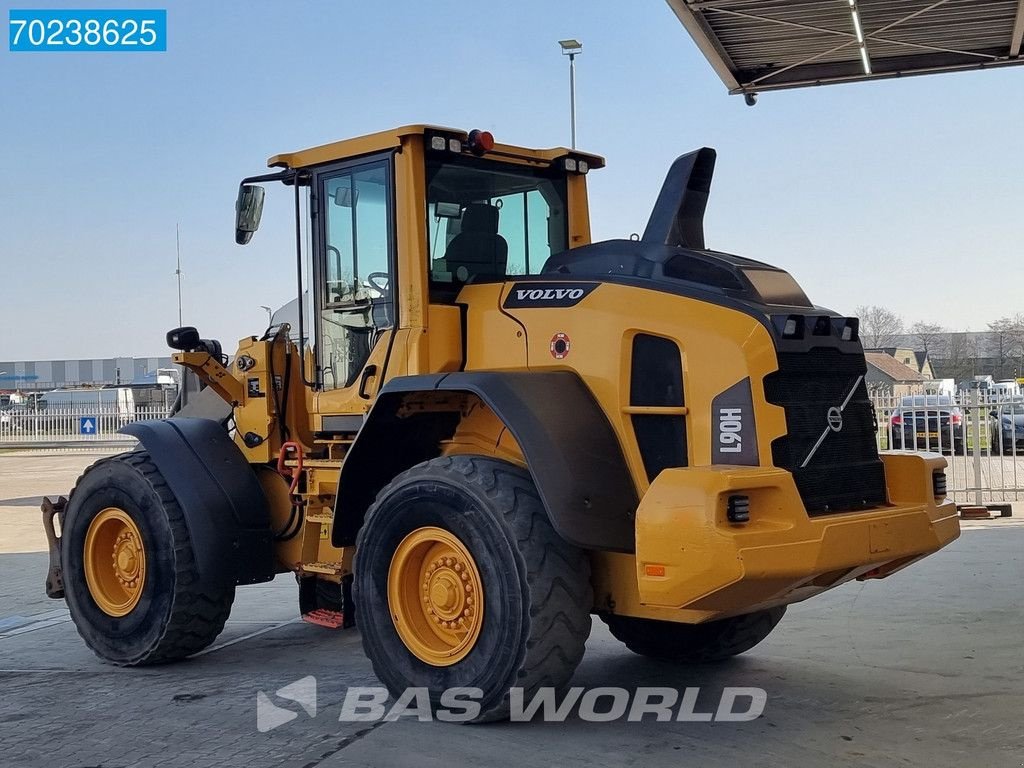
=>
[468,129,494,154]
[644,564,666,577]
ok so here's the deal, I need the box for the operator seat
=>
[443,203,508,282]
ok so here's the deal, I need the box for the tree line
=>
[854,306,1024,382]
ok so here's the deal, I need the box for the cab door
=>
[312,154,396,423]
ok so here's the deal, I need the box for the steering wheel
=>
[366,272,390,295]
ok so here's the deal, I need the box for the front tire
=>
[602,607,785,663]
[62,451,234,665]
[354,455,592,722]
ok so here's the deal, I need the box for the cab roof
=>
[267,124,605,170]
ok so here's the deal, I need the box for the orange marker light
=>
[644,564,666,577]
[468,129,494,155]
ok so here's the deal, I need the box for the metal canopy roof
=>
[666,0,1024,95]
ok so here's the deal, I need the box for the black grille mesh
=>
[630,334,687,481]
[764,349,887,514]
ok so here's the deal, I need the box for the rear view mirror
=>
[334,187,358,208]
[434,202,462,218]
[235,184,266,245]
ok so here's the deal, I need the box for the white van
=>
[43,387,136,419]
[992,380,1022,401]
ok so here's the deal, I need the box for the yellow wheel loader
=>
[43,125,959,721]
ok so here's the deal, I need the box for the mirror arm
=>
[239,170,293,186]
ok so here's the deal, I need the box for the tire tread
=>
[66,450,234,665]
[357,455,592,721]
[602,606,785,663]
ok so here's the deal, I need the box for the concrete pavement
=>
[1,451,1021,767]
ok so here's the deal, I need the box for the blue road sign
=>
[79,417,98,435]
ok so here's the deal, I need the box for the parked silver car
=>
[990,402,1024,455]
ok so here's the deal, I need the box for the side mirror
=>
[235,184,266,245]
[334,186,358,208]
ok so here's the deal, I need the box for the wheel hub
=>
[84,507,147,617]
[388,527,484,666]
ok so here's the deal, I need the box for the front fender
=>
[120,418,275,586]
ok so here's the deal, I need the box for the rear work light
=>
[561,155,590,174]
[426,132,464,154]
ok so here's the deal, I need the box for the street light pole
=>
[558,39,583,149]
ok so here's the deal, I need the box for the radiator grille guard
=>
[763,348,888,515]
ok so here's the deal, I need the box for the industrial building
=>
[0,356,174,392]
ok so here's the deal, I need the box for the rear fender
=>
[334,372,639,552]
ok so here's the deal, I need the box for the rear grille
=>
[630,334,687,481]
[764,349,887,515]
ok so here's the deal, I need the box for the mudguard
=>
[334,371,639,553]
[120,418,275,586]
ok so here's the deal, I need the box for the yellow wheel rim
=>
[387,526,484,666]
[83,507,147,617]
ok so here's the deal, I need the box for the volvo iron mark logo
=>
[827,406,843,433]
[800,375,864,469]
[503,282,598,309]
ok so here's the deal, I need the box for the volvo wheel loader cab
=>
[44,124,959,721]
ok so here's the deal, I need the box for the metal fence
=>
[1,392,1018,506]
[0,404,170,448]
[870,389,1023,505]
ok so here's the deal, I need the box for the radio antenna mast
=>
[175,223,183,326]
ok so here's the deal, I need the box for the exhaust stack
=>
[642,147,716,250]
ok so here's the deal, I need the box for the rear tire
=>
[602,607,785,663]
[62,450,234,665]
[354,455,592,722]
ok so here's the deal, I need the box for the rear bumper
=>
[633,452,959,620]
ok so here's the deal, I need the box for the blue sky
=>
[1,0,1022,359]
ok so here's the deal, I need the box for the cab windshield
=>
[425,155,568,294]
